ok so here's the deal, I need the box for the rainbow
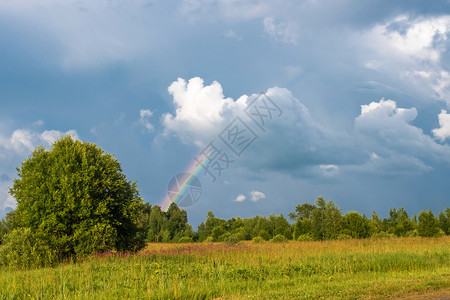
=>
[160,158,206,211]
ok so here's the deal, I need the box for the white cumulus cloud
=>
[250,190,266,202]
[234,194,246,202]
[358,99,418,124]
[362,15,450,104]
[1,128,79,155]
[139,109,154,132]
[163,77,246,146]
[163,77,450,178]
[319,164,339,176]
[364,15,450,63]
[41,129,79,146]
[433,109,450,142]
[355,98,450,172]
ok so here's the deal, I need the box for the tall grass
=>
[0,237,449,299]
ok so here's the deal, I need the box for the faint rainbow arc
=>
[161,158,204,211]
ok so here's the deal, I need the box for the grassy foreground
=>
[0,237,449,299]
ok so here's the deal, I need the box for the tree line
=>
[128,197,450,243]
[2,197,449,248]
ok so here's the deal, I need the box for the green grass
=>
[0,237,449,299]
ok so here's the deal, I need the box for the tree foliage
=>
[141,203,191,243]
[7,136,144,262]
[0,228,57,269]
[311,197,342,240]
[288,203,315,221]
[341,212,369,239]
[418,210,443,237]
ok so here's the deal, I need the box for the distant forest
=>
[1,197,449,246]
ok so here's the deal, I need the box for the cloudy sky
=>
[1,0,450,225]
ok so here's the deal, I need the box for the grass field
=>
[0,237,449,299]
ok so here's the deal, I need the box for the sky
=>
[1,0,450,226]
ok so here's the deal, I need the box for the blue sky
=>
[1,0,450,226]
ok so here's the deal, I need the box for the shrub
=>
[0,228,57,269]
[205,236,214,242]
[258,229,271,241]
[178,236,193,243]
[436,229,445,237]
[336,233,352,240]
[218,232,231,242]
[224,234,241,245]
[252,236,264,243]
[270,234,287,243]
[231,227,247,241]
[406,229,419,237]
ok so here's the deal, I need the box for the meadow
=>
[0,237,449,299]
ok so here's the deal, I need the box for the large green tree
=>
[288,203,316,221]
[341,212,369,239]
[311,197,342,240]
[8,135,144,260]
[418,210,442,237]
[166,202,189,241]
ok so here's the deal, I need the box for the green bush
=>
[406,229,419,237]
[297,234,314,241]
[178,236,193,243]
[74,223,117,256]
[336,233,352,240]
[223,234,241,245]
[258,229,271,241]
[0,228,57,269]
[205,236,214,242]
[218,232,231,242]
[436,229,445,237]
[252,236,264,243]
[270,234,287,243]
[232,230,247,241]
